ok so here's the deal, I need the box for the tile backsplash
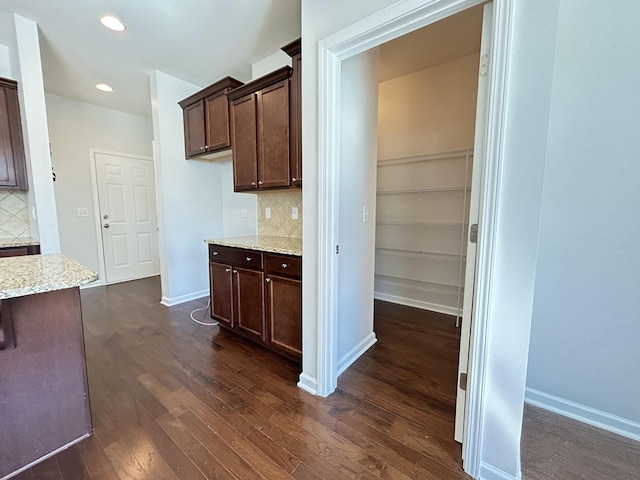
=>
[257,190,302,239]
[0,191,31,239]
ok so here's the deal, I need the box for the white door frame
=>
[315,0,515,476]
[89,148,156,286]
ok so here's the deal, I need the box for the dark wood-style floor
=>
[11,276,639,479]
[12,277,469,480]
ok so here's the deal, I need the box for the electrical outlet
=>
[265,207,271,219]
[76,207,89,217]
[292,207,299,220]
[242,208,247,218]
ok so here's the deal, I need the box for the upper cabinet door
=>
[183,100,206,158]
[0,79,27,191]
[257,80,290,189]
[232,93,258,191]
[205,92,231,152]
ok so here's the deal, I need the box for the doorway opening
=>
[90,150,160,284]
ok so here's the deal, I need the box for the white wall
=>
[378,53,479,158]
[150,70,225,305]
[527,0,640,438]
[10,14,58,251]
[216,157,258,237]
[46,94,153,276]
[0,44,12,78]
[251,50,291,79]
[336,49,379,373]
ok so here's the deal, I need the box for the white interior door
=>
[94,152,160,284]
[454,2,493,446]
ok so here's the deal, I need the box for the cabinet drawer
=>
[266,254,301,278]
[209,244,263,269]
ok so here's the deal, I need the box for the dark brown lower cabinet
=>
[266,274,302,358]
[0,245,40,257]
[208,244,301,363]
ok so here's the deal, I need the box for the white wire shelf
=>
[377,149,474,168]
[374,274,463,296]
[377,186,471,196]
[376,220,468,227]
[375,247,466,261]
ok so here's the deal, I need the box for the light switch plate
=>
[265,207,271,219]
[76,207,89,217]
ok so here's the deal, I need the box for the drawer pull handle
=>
[281,263,288,269]
[266,278,271,283]
[246,257,252,262]
[225,268,231,273]
[212,251,219,255]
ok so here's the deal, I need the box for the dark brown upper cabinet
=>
[178,76,243,159]
[228,67,292,192]
[0,78,28,190]
[282,38,302,187]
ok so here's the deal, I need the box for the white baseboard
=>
[337,332,377,376]
[374,291,460,317]
[525,387,640,442]
[479,462,519,480]
[161,289,209,307]
[297,373,318,395]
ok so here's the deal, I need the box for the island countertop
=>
[0,253,98,299]
[205,235,302,256]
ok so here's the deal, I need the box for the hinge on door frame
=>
[336,244,339,254]
[480,53,490,77]
[459,373,468,391]
[469,224,478,244]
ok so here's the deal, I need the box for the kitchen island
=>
[0,254,97,480]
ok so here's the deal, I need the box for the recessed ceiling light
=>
[96,83,113,92]
[100,15,125,32]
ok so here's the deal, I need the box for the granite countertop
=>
[205,235,302,256]
[0,254,98,300]
[0,237,40,249]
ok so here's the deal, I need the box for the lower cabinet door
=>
[234,267,265,340]
[209,262,233,327]
[266,274,302,359]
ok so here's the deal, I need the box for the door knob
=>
[103,214,109,219]
[103,224,110,229]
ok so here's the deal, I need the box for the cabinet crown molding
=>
[227,66,292,101]
[178,76,244,108]
[281,38,301,57]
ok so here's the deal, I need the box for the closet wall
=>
[375,52,479,316]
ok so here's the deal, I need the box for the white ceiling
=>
[0,0,301,118]
[379,4,483,83]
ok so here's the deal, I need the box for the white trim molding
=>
[525,388,640,442]
[337,333,377,376]
[479,462,519,480]
[161,289,208,307]
[374,291,460,317]
[297,373,318,395]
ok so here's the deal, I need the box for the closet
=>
[375,9,482,318]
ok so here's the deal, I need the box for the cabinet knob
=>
[225,268,231,273]
[233,269,238,274]
[281,263,288,269]
[292,177,297,183]
[205,144,209,149]
[258,180,264,186]
[246,256,252,262]
[212,251,219,255]
[266,278,271,283]
[200,146,206,151]
[251,181,256,186]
